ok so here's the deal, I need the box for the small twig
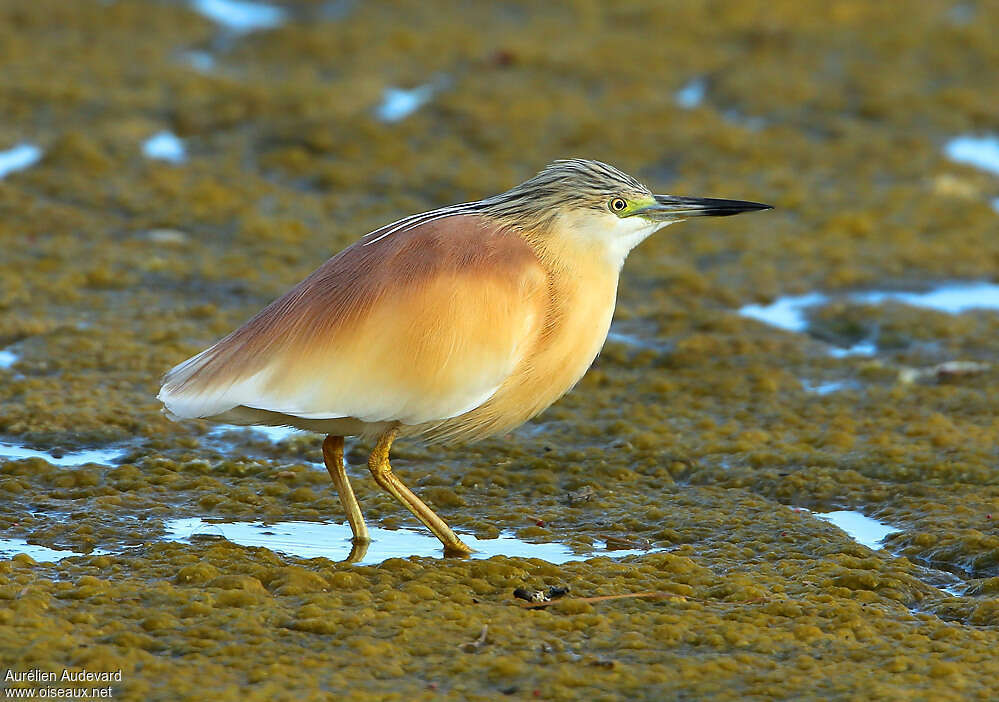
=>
[459,624,489,652]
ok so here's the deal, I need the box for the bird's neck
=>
[514,209,665,275]
[515,218,623,347]
[513,218,624,281]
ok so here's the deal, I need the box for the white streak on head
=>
[362,203,478,246]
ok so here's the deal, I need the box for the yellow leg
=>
[367,428,473,556]
[322,435,369,544]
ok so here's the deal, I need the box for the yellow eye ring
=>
[609,197,627,213]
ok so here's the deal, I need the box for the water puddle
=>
[0,538,94,563]
[605,332,657,350]
[674,77,706,109]
[179,50,216,73]
[740,292,825,333]
[826,341,878,358]
[850,283,999,314]
[913,566,967,597]
[142,131,186,163]
[801,380,854,395]
[190,0,287,33]
[165,518,656,565]
[605,320,668,352]
[0,442,127,467]
[944,134,999,176]
[811,510,899,550]
[794,508,967,596]
[207,425,306,444]
[740,282,999,352]
[993,197,999,214]
[375,85,436,123]
[0,143,43,179]
[248,425,304,442]
[0,348,18,369]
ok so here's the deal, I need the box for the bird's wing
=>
[158,214,549,426]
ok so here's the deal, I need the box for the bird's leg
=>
[367,428,473,556]
[322,435,369,544]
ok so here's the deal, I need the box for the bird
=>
[158,159,771,557]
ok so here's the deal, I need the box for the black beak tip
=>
[718,199,774,216]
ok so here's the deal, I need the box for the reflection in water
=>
[0,538,98,562]
[165,518,656,565]
[248,425,304,442]
[0,442,126,467]
[209,425,305,443]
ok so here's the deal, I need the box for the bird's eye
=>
[609,197,627,213]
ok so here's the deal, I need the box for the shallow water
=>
[801,380,854,395]
[0,538,93,563]
[944,134,999,176]
[739,282,999,340]
[374,85,435,123]
[165,518,655,565]
[674,77,706,109]
[209,425,305,444]
[0,442,126,467]
[142,131,186,163]
[605,331,656,350]
[802,510,964,596]
[180,50,216,72]
[826,341,878,358]
[0,349,17,369]
[739,292,826,333]
[190,0,287,33]
[851,282,999,314]
[605,319,669,352]
[813,510,898,550]
[249,425,304,443]
[0,143,42,179]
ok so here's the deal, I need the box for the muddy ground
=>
[2,0,999,699]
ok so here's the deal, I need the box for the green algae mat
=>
[3,1,999,699]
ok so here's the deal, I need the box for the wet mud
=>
[2,0,999,699]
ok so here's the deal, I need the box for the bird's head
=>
[481,159,772,266]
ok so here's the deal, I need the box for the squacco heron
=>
[158,159,771,556]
